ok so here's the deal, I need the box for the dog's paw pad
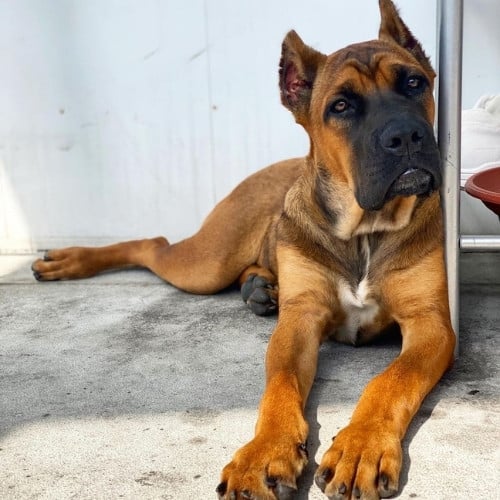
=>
[241,274,277,316]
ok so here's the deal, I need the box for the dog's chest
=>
[333,237,381,344]
[335,277,380,344]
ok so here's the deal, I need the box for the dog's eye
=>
[403,75,427,94]
[331,99,350,114]
[407,76,422,89]
[324,93,361,122]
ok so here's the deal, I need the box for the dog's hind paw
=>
[241,273,278,316]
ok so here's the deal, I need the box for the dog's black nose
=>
[380,120,426,157]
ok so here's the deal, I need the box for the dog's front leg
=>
[218,299,332,500]
[316,276,456,500]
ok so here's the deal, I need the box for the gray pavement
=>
[0,253,499,499]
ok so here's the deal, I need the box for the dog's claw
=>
[274,482,296,500]
[217,478,296,500]
[314,467,333,492]
[216,481,227,498]
[320,482,348,500]
[378,472,398,498]
[265,476,278,489]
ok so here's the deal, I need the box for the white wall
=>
[462,0,500,108]
[0,0,497,252]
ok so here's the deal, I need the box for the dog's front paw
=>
[315,423,402,499]
[217,436,308,499]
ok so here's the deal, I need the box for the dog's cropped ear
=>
[378,0,435,77]
[279,30,326,124]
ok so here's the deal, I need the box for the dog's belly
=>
[334,277,382,345]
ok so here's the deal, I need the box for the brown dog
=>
[32,1,455,498]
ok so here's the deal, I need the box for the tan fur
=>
[32,1,455,498]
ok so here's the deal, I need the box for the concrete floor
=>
[0,252,499,499]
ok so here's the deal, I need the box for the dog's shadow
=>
[295,332,443,499]
[296,380,323,498]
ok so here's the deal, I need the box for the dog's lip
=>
[385,167,434,201]
[394,166,432,183]
[356,158,442,211]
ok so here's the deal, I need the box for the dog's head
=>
[279,0,440,213]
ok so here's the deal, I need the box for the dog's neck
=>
[347,195,420,239]
[284,158,437,244]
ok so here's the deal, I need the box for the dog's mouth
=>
[385,167,435,201]
[355,165,440,211]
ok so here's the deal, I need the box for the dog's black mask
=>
[351,93,441,211]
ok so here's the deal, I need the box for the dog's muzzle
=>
[353,107,441,211]
[379,118,438,200]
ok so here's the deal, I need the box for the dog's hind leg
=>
[32,237,168,283]
[32,228,264,295]
[32,160,301,293]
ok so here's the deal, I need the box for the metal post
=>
[460,235,500,251]
[437,0,463,356]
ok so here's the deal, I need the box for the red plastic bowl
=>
[465,165,500,216]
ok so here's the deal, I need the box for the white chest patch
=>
[335,237,380,344]
[336,277,380,344]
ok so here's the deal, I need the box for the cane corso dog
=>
[32,1,455,498]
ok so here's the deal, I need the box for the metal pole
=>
[437,0,463,356]
[460,235,500,251]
